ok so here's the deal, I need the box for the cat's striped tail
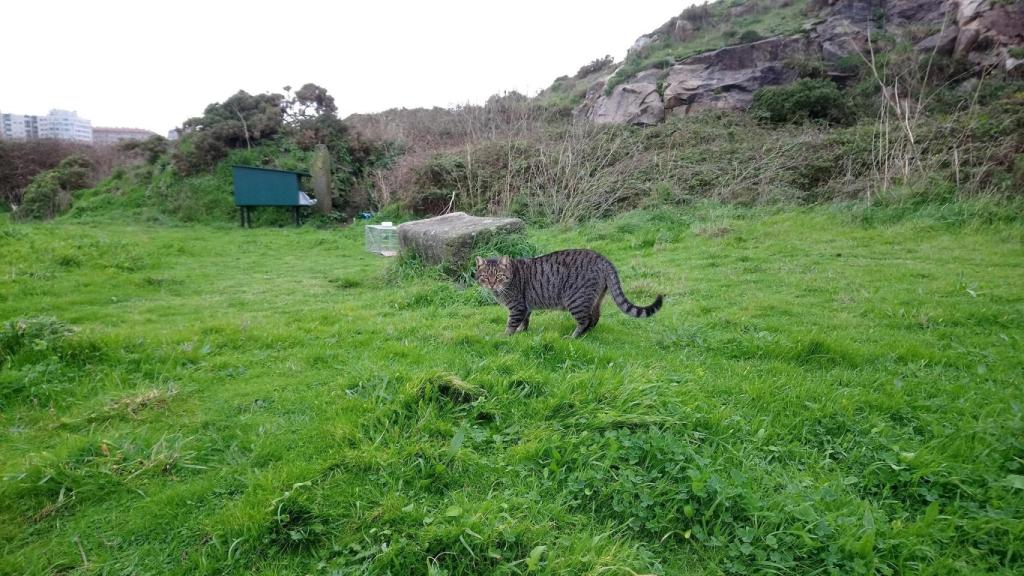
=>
[605,264,664,318]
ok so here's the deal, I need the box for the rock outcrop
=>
[954,0,1024,68]
[591,69,665,125]
[811,0,947,61]
[574,0,1023,125]
[397,212,526,267]
[916,23,960,55]
[663,36,810,115]
[813,0,1023,67]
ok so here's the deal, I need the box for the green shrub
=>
[575,55,614,79]
[18,172,69,220]
[651,56,675,69]
[408,153,466,214]
[120,135,169,165]
[786,56,828,79]
[738,29,765,43]
[751,79,854,125]
[171,133,227,176]
[16,155,92,220]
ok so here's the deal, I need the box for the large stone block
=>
[397,212,526,267]
[591,69,665,126]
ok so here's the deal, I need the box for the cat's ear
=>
[475,256,485,267]
[498,256,511,266]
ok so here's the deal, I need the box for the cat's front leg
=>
[505,301,528,335]
[516,310,531,332]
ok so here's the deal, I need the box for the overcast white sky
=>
[1,0,695,134]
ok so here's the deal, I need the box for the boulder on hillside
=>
[887,0,947,23]
[813,0,948,62]
[580,37,811,122]
[683,35,812,69]
[627,35,657,59]
[957,0,1024,68]
[916,24,960,55]
[663,36,810,114]
[663,63,798,114]
[397,212,526,267]
[591,69,666,125]
[816,0,1023,70]
[571,77,607,122]
[672,19,696,42]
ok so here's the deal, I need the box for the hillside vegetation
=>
[348,0,1023,223]
[2,2,1020,227]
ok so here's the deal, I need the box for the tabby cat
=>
[474,249,664,338]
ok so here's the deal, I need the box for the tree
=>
[182,90,285,149]
[283,83,338,122]
[173,90,285,174]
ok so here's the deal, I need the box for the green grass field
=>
[2,205,1023,575]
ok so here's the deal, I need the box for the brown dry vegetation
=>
[0,140,142,209]
[346,66,1023,224]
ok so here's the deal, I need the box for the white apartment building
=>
[1,109,92,142]
[1,113,39,139]
[36,110,93,143]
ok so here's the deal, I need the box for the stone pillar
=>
[312,144,332,215]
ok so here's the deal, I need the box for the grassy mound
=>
[68,141,319,226]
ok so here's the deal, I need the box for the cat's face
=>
[475,256,512,290]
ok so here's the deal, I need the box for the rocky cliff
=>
[574,0,1024,125]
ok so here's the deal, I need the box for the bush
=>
[408,152,466,214]
[679,2,715,29]
[120,135,169,165]
[171,132,228,175]
[18,172,67,220]
[16,155,93,220]
[738,29,765,43]
[786,57,828,79]
[575,56,614,79]
[751,79,854,125]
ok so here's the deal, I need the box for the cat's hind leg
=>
[567,287,599,338]
[569,313,594,338]
[588,287,606,331]
[569,304,596,338]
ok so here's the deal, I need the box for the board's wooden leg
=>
[294,206,300,226]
